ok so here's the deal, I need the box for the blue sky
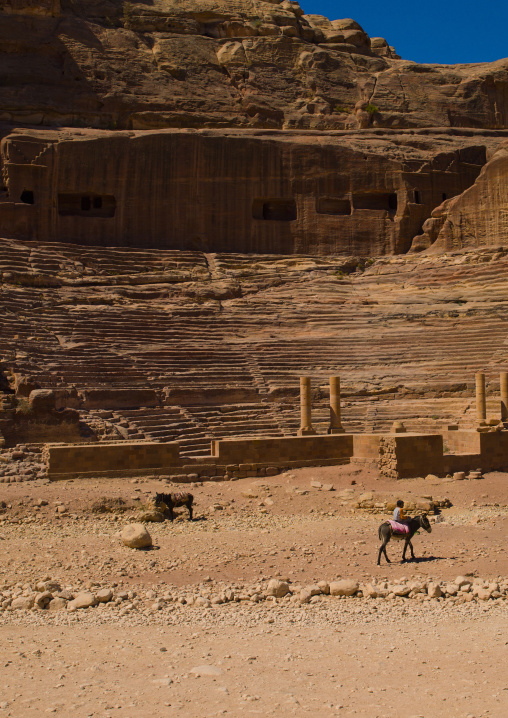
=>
[300,1,508,65]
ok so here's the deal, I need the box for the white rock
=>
[266,579,290,598]
[194,596,211,608]
[427,582,442,598]
[392,584,411,597]
[329,579,358,596]
[68,591,97,610]
[121,523,152,549]
[363,584,378,598]
[95,588,113,603]
[11,596,34,610]
[48,597,67,611]
[299,588,313,604]
[190,665,223,677]
[454,576,470,587]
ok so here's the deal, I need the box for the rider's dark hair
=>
[396,499,404,507]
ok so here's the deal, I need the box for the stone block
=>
[45,441,181,480]
[212,435,354,465]
[80,388,158,409]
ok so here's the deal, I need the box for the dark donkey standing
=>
[377,514,432,565]
[154,492,194,522]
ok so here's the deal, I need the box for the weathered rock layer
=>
[0,0,507,132]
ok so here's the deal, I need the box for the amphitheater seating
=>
[1,238,508,454]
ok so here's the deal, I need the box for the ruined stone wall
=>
[0,128,493,255]
[378,434,444,479]
[211,434,354,464]
[43,429,508,481]
[45,440,181,479]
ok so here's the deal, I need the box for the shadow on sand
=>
[401,555,451,564]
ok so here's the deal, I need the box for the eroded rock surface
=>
[0,0,506,132]
[412,140,508,252]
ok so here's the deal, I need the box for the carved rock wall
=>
[411,140,508,252]
[0,127,502,255]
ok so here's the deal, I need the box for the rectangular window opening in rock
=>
[352,192,398,213]
[58,194,116,218]
[414,190,421,204]
[20,190,34,205]
[252,198,297,221]
[316,197,351,215]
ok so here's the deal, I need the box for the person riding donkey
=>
[393,499,409,526]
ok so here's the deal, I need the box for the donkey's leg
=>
[187,500,193,521]
[408,540,415,560]
[169,504,175,522]
[402,539,409,561]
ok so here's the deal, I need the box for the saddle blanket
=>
[388,520,410,534]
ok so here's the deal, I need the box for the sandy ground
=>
[1,464,508,717]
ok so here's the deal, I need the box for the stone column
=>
[475,372,486,424]
[328,376,344,433]
[298,377,315,436]
[501,372,508,422]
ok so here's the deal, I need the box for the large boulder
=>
[121,523,153,549]
[329,579,358,596]
[68,591,97,610]
[11,595,35,610]
[28,389,56,412]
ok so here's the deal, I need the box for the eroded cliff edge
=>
[0,0,507,132]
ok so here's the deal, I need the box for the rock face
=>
[0,127,500,255]
[0,1,506,132]
[411,140,508,252]
[0,2,507,256]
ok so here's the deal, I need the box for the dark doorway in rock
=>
[58,194,116,218]
[20,190,34,205]
[253,198,297,221]
[352,192,398,213]
[414,190,421,204]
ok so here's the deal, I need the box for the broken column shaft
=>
[475,372,486,424]
[328,376,344,433]
[298,376,316,435]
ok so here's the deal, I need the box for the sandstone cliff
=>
[0,0,507,131]
[1,126,504,255]
[411,140,508,252]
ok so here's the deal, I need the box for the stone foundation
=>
[45,441,181,480]
[211,434,353,465]
[44,428,508,481]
